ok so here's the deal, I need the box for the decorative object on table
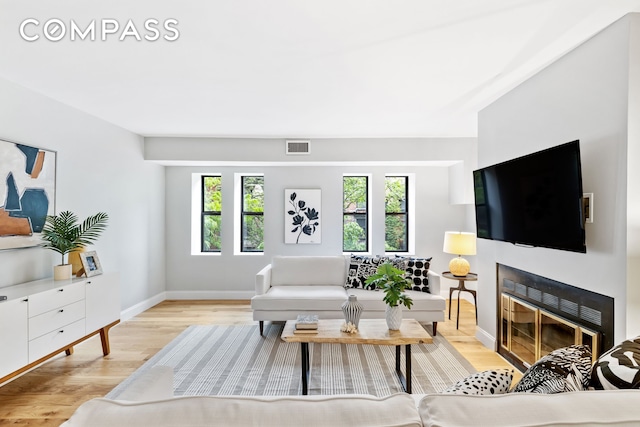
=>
[295,314,318,330]
[284,189,321,244]
[0,139,56,250]
[341,294,363,328]
[365,262,413,330]
[40,210,108,280]
[79,250,103,277]
[443,271,478,330]
[340,322,358,333]
[443,231,476,276]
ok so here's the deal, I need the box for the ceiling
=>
[1,0,639,138]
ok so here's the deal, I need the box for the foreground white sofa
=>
[251,255,446,336]
[62,366,640,427]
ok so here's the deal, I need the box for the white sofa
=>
[62,366,640,427]
[251,255,446,336]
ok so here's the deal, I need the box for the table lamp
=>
[443,231,476,276]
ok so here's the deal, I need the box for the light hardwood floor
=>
[0,299,519,426]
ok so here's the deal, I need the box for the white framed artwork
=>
[284,189,321,244]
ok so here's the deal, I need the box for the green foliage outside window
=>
[385,177,408,252]
[343,176,368,252]
[202,176,222,251]
[242,176,264,251]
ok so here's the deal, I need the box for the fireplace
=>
[497,264,614,371]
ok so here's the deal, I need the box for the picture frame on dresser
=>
[80,251,103,277]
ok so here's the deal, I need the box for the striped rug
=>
[107,323,475,398]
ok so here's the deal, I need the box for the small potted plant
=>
[365,262,413,330]
[40,211,108,280]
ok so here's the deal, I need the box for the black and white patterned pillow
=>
[344,255,383,290]
[441,369,514,395]
[591,335,640,390]
[511,345,592,393]
[395,256,432,293]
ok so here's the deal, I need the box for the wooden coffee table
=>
[281,318,432,394]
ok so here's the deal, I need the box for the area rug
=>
[107,323,475,398]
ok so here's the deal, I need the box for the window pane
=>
[243,176,264,213]
[242,214,264,251]
[203,176,222,212]
[343,214,367,251]
[343,177,367,212]
[343,176,368,252]
[385,214,407,251]
[385,177,406,213]
[203,214,221,251]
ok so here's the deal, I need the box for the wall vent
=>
[286,140,310,155]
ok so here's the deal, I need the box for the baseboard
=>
[121,292,167,322]
[475,326,496,351]
[165,290,254,300]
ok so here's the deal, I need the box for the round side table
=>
[442,272,477,330]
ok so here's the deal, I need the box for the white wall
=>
[155,137,476,297]
[477,14,638,347]
[627,15,640,338]
[0,78,166,313]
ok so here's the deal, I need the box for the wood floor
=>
[0,299,519,426]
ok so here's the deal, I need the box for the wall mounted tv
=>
[473,140,586,253]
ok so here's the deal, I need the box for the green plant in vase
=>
[40,211,108,280]
[365,262,412,330]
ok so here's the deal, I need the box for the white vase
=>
[54,264,72,281]
[385,305,403,330]
[342,295,363,328]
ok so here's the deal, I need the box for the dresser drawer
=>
[29,300,85,340]
[29,318,85,362]
[28,281,85,317]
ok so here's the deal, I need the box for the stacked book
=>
[294,314,319,334]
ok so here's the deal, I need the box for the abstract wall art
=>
[284,189,321,244]
[0,139,56,250]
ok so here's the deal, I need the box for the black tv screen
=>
[473,140,586,253]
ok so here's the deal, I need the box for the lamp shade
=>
[443,231,476,256]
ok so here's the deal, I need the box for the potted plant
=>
[365,262,413,330]
[40,210,109,280]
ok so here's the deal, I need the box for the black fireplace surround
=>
[497,264,614,371]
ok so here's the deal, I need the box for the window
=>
[202,175,222,252]
[241,175,264,252]
[343,176,368,252]
[385,176,408,252]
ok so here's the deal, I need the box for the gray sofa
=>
[250,255,446,336]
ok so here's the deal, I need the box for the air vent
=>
[286,140,310,155]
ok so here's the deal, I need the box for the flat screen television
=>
[473,140,586,253]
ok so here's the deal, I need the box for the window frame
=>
[201,175,222,253]
[240,175,264,253]
[384,175,409,253]
[342,175,370,253]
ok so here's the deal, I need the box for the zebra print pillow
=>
[441,369,514,395]
[511,345,592,394]
[591,335,640,390]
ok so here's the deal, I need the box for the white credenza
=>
[0,272,120,383]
